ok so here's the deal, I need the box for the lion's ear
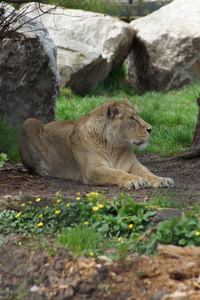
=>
[107,102,124,119]
[122,98,131,106]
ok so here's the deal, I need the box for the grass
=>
[146,191,190,209]
[59,225,104,257]
[137,85,199,156]
[56,81,200,157]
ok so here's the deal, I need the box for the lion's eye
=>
[130,116,135,121]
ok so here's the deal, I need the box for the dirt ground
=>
[0,155,200,299]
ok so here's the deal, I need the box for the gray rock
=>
[0,4,61,125]
[22,3,135,94]
[126,0,200,92]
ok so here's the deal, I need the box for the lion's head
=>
[106,98,152,149]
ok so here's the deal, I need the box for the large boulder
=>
[126,0,200,92]
[22,3,135,95]
[0,4,61,125]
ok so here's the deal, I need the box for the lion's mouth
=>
[133,141,143,146]
[133,141,148,150]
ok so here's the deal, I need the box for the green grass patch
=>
[0,118,21,162]
[146,191,190,210]
[136,84,199,156]
[59,225,104,257]
[50,0,125,16]
[57,82,200,157]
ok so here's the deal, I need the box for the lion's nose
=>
[146,128,152,134]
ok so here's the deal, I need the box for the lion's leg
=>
[18,118,50,175]
[130,161,174,188]
[82,164,148,190]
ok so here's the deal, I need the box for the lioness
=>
[18,98,174,190]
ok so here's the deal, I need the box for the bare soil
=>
[0,155,200,300]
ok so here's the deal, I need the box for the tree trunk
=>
[192,97,200,147]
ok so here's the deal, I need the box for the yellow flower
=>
[66,204,70,207]
[18,242,22,246]
[46,206,49,209]
[15,213,21,218]
[89,252,94,256]
[76,197,81,201]
[31,229,34,233]
[98,204,104,209]
[29,201,32,204]
[195,231,200,236]
[55,210,61,215]
[121,241,124,245]
[92,206,99,211]
[117,237,122,242]
[21,203,26,207]
[57,234,61,238]
[37,222,43,227]
[38,214,43,218]
[36,198,41,202]
[84,222,89,225]
[129,224,133,229]
[56,199,61,203]
[76,192,80,196]
[90,192,99,196]
[86,194,90,197]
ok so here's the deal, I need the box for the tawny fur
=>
[18,98,174,190]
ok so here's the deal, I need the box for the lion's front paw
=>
[152,177,174,188]
[121,176,148,190]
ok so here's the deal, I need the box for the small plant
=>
[150,213,200,247]
[118,240,129,260]
[0,153,7,167]
[134,212,200,255]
